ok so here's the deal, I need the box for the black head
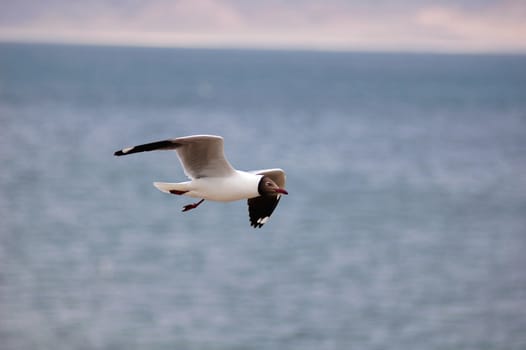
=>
[257,176,288,197]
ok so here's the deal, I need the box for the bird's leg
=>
[182,199,205,212]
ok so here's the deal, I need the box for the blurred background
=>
[1,1,526,350]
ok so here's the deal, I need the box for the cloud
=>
[0,0,525,52]
[416,2,526,51]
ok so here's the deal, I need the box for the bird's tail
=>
[153,182,191,195]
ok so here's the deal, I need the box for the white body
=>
[154,170,263,202]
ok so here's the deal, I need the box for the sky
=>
[1,0,525,53]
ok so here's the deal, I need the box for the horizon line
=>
[2,38,526,57]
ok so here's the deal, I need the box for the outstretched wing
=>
[114,135,236,179]
[247,168,286,228]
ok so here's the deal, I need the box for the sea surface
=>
[1,43,525,350]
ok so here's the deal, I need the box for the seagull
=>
[114,135,288,228]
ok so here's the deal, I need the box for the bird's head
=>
[258,176,288,197]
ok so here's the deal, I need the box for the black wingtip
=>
[114,146,134,156]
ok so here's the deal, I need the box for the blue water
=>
[1,43,526,350]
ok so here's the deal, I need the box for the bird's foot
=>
[182,199,205,212]
[169,190,188,195]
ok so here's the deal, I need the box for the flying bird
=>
[114,135,288,228]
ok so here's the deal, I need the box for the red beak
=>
[275,188,288,195]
